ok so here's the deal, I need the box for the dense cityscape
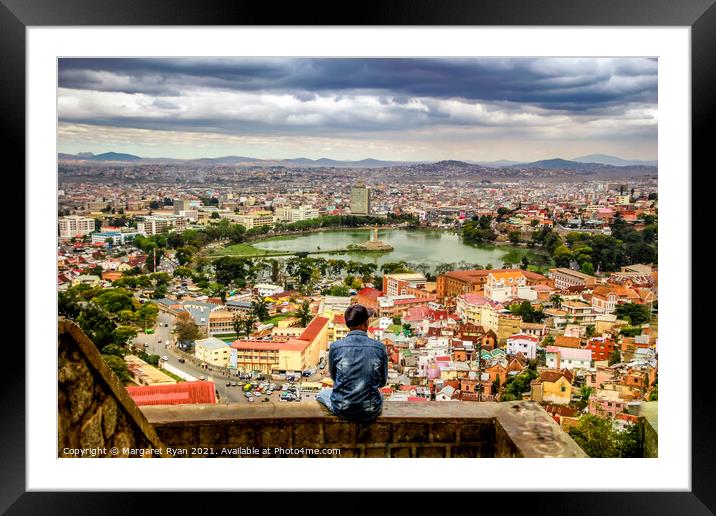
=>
[58,160,658,458]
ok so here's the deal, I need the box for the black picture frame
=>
[5,0,711,513]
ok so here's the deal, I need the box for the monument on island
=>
[352,226,393,252]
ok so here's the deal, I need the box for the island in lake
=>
[349,227,394,252]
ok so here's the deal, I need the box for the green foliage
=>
[615,302,651,326]
[102,354,131,384]
[608,349,622,366]
[251,297,270,322]
[568,415,643,458]
[508,231,521,244]
[112,325,137,345]
[501,367,538,401]
[463,215,497,244]
[297,300,313,327]
[101,344,128,357]
[380,261,413,274]
[648,382,658,401]
[509,300,545,323]
[176,313,201,341]
[536,224,656,273]
[325,284,350,296]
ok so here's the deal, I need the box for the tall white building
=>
[350,182,371,216]
[59,215,95,239]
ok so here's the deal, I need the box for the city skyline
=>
[58,57,658,162]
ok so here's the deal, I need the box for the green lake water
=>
[252,229,549,272]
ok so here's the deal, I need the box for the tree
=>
[568,415,643,458]
[112,325,137,346]
[648,381,658,401]
[580,261,595,275]
[326,284,350,296]
[102,354,131,384]
[297,300,313,327]
[615,302,651,326]
[585,324,596,338]
[508,231,521,244]
[251,297,270,322]
[232,312,255,337]
[520,256,530,270]
[175,312,201,341]
[101,344,128,358]
[608,349,622,366]
[576,385,593,411]
[550,294,563,309]
[568,415,620,457]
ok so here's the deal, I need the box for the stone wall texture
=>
[58,319,166,457]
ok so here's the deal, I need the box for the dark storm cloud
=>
[58,57,657,112]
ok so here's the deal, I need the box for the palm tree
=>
[297,300,313,327]
[251,297,269,322]
[550,294,563,309]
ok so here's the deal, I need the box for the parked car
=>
[199,376,206,381]
[231,382,238,387]
[161,356,169,361]
[226,382,231,386]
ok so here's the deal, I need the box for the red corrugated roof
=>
[126,381,216,406]
[231,339,307,352]
[299,316,329,342]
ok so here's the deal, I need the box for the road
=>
[131,310,328,404]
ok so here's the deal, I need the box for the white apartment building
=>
[506,333,539,359]
[137,215,188,236]
[254,283,284,297]
[545,346,592,370]
[59,215,95,239]
[278,205,320,223]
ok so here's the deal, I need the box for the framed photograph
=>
[6,0,711,512]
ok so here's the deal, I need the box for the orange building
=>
[436,268,549,301]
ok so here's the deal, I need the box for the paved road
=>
[131,308,331,404]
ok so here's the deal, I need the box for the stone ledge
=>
[142,400,586,458]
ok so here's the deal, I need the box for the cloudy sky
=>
[57,58,657,162]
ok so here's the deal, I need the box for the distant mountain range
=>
[572,154,658,167]
[57,152,415,168]
[58,151,657,173]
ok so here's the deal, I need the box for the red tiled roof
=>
[126,381,216,406]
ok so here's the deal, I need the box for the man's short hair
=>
[345,304,373,328]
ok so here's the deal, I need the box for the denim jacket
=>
[328,330,388,422]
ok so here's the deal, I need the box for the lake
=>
[252,228,549,272]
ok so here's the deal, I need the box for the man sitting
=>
[316,304,388,423]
